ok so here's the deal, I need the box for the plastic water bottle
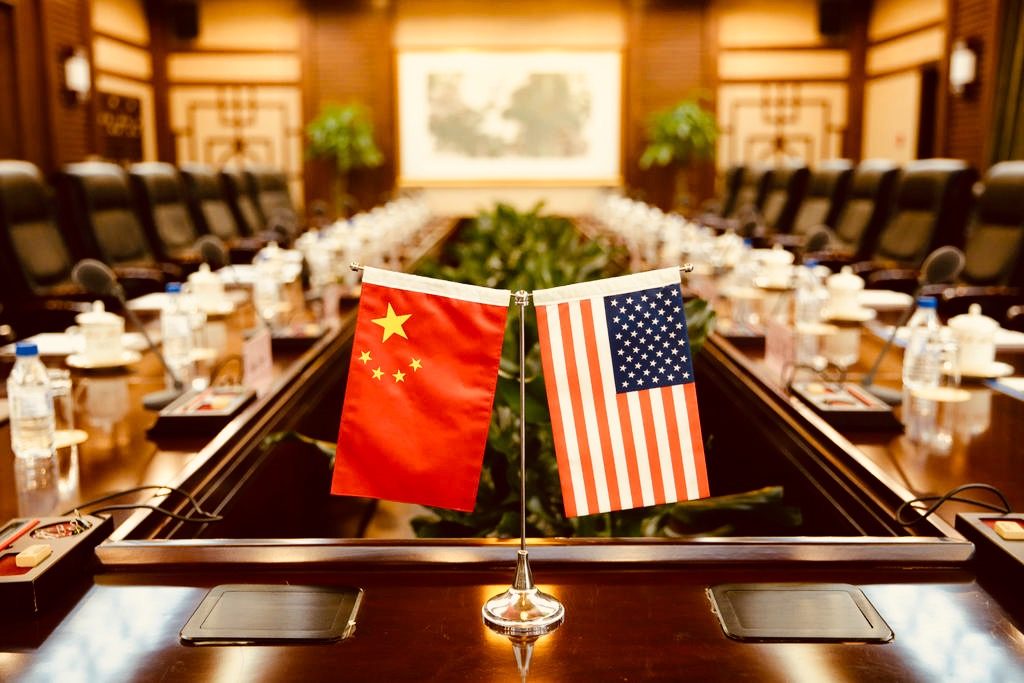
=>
[6,342,55,460]
[161,282,193,384]
[254,242,284,327]
[902,296,942,441]
[794,261,828,367]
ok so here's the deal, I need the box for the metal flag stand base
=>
[482,290,565,637]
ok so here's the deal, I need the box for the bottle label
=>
[13,390,51,419]
[163,315,190,338]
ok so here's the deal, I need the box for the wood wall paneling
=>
[625,0,709,210]
[304,0,395,211]
[844,0,870,159]
[92,0,150,45]
[39,0,96,167]
[0,3,19,159]
[862,0,951,163]
[945,0,1000,169]
[715,1,851,175]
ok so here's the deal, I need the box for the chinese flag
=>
[331,267,510,511]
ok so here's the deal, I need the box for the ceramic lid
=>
[949,303,999,333]
[754,246,795,264]
[188,263,220,285]
[76,300,123,327]
[826,266,864,292]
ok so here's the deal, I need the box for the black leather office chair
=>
[936,286,1023,323]
[220,167,264,237]
[759,163,810,234]
[0,160,92,334]
[868,159,977,269]
[960,161,1024,286]
[57,161,171,294]
[828,159,900,259]
[180,163,265,261]
[791,160,853,236]
[701,165,745,218]
[730,165,773,218]
[129,162,202,269]
[246,166,299,243]
[247,167,296,221]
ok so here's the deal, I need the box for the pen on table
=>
[0,519,40,551]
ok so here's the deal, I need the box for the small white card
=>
[322,283,341,321]
[764,320,796,385]
[243,326,274,395]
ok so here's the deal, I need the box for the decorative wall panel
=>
[169,85,304,202]
[716,83,848,169]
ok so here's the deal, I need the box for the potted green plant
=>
[305,103,384,217]
[639,98,718,211]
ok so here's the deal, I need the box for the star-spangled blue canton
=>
[604,283,695,394]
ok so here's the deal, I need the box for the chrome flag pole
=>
[482,289,564,636]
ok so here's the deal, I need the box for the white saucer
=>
[753,277,794,291]
[54,429,89,448]
[795,322,839,336]
[952,361,1015,380]
[66,350,142,370]
[190,347,219,362]
[823,308,877,323]
[199,299,235,317]
[721,286,764,301]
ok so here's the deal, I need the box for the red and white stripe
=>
[533,269,709,517]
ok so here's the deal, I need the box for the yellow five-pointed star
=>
[358,351,372,364]
[371,367,384,380]
[371,303,411,342]
[393,369,406,383]
[410,358,422,371]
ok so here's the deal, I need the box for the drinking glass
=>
[47,368,80,497]
[905,330,966,453]
[824,326,861,369]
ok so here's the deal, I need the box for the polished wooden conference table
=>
[3,217,1024,681]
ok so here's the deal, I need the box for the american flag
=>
[533,268,709,517]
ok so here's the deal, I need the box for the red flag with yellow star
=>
[331,267,511,511]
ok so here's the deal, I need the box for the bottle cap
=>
[166,282,182,294]
[917,296,938,309]
[14,341,39,357]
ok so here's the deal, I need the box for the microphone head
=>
[267,209,298,245]
[71,258,118,297]
[803,226,833,253]
[920,246,966,286]
[195,234,229,269]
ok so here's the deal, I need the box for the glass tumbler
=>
[47,368,80,497]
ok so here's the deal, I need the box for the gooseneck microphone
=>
[196,234,229,270]
[71,259,186,410]
[802,226,834,255]
[196,234,277,330]
[860,246,966,405]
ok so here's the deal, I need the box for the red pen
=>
[0,519,40,551]
[845,384,878,408]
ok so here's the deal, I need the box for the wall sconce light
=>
[62,47,92,104]
[949,39,977,97]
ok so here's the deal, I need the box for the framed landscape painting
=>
[397,50,622,185]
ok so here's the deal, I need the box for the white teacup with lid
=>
[948,303,999,375]
[825,266,865,317]
[755,246,795,285]
[187,263,225,310]
[75,300,124,363]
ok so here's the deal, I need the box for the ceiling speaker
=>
[172,1,199,41]
[818,0,849,37]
